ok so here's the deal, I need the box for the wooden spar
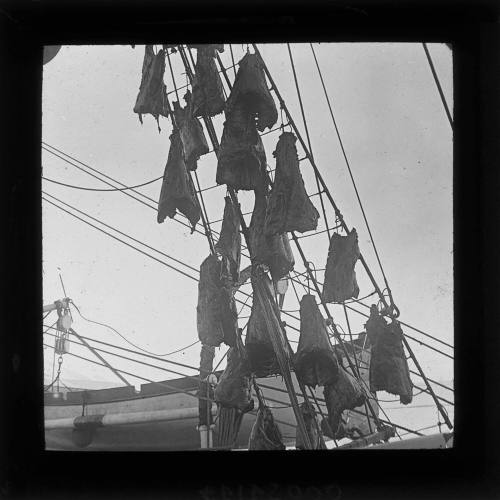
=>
[45,406,217,430]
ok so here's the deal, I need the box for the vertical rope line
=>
[286,43,332,240]
[308,43,397,314]
[422,43,453,129]
[229,44,237,79]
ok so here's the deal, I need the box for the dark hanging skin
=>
[197,254,239,348]
[249,188,295,282]
[214,343,254,412]
[264,132,319,236]
[323,365,366,438]
[245,275,282,378]
[225,52,278,133]
[248,405,285,450]
[215,196,241,283]
[322,229,360,303]
[216,99,268,191]
[172,92,209,171]
[190,45,226,118]
[133,45,170,130]
[295,402,325,450]
[157,130,201,232]
[367,309,413,404]
[293,294,339,388]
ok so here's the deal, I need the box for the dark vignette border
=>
[0,1,498,499]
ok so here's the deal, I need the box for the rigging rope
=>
[71,303,201,358]
[44,324,202,372]
[44,188,452,373]
[308,42,398,317]
[42,196,199,283]
[43,191,200,274]
[43,81,451,353]
[45,330,202,381]
[41,193,259,330]
[287,42,332,241]
[43,143,223,240]
[42,175,163,192]
[422,43,453,129]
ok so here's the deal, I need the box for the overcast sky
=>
[42,43,453,430]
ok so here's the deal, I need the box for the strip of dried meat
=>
[245,275,281,377]
[133,45,170,127]
[226,53,277,132]
[293,294,339,388]
[190,46,226,118]
[214,345,254,412]
[197,254,239,347]
[323,366,366,438]
[295,402,324,449]
[215,196,241,282]
[216,100,267,191]
[172,93,209,171]
[249,190,295,281]
[322,229,360,303]
[264,132,319,235]
[248,405,285,450]
[157,131,201,231]
[369,319,413,404]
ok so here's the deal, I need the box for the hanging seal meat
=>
[157,131,201,232]
[197,254,239,348]
[369,316,413,404]
[172,93,209,171]
[245,275,281,377]
[216,100,267,191]
[323,366,366,438]
[248,405,285,450]
[190,45,226,118]
[225,53,278,132]
[249,189,295,282]
[323,229,360,303]
[214,344,254,413]
[293,294,339,388]
[295,402,324,450]
[133,45,170,128]
[215,196,241,283]
[265,132,319,235]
